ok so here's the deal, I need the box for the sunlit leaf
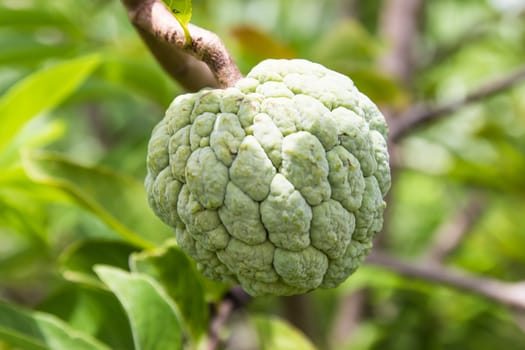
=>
[251,314,317,350]
[0,300,110,350]
[0,54,100,152]
[162,0,193,45]
[22,150,172,248]
[130,241,208,338]
[0,118,65,169]
[94,265,184,350]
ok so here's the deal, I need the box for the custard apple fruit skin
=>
[145,59,391,296]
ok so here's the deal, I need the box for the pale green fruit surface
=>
[145,59,390,296]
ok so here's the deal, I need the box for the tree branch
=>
[281,294,318,343]
[390,64,525,141]
[330,290,365,348]
[120,0,242,91]
[379,0,424,84]
[366,251,525,311]
[207,286,252,350]
[376,0,423,247]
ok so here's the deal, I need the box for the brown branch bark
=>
[379,0,424,84]
[329,290,365,348]
[331,2,426,343]
[281,294,318,343]
[366,251,525,311]
[120,0,242,91]
[390,64,525,141]
[376,0,424,245]
[207,287,252,350]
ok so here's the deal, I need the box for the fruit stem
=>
[121,0,243,91]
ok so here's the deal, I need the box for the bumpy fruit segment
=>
[146,59,390,296]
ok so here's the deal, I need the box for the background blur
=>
[2,0,525,349]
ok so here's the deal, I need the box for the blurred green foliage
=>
[1,0,525,349]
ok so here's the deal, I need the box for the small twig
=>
[85,104,114,148]
[376,0,423,246]
[120,0,242,90]
[366,251,525,311]
[424,192,486,262]
[281,294,317,342]
[207,286,252,350]
[390,64,525,141]
[379,0,424,84]
[329,290,365,348]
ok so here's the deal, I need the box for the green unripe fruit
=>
[145,59,390,296]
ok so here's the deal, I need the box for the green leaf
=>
[130,241,208,339]
[0,36,75,67]
[446,139,525,194]
[94,265,184,350]
[231,25,296,61]
[327,62,409,107]
[0,54,100,152]
[0,300,110,350]
[60,240,141,287]
[38,284,134,350]
[0,243,49,281]
[22,150,173,248]
[308,19,410,107]
[310,20,381,63]
[0,181,53,241]
[251,315,318,350]
[96,56,177,106]
[0,7,78,33]
[162,0,193,45]
[0,117,65,169]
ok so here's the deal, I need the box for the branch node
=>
[366,250,525,311]
[120,0,242,91]
[390,65,525,141]
[207,287,251,350]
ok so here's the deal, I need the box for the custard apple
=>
[145,59,390,296]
